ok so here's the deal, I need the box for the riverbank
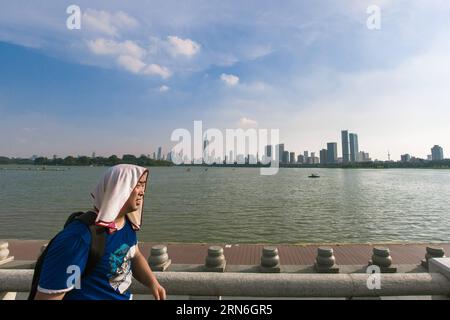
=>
[2,159,450,169]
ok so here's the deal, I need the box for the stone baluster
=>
[421,246,445,270]
[260,247,281,273]
[0,242,17,300]
[368,247,397,273]
[148,245,171,271]
[204,246,226,272]
[314,247,339,273]
[0,242,14,266]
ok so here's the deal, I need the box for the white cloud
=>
[143,64,172,79]
[167,36,201,57]
[87,38,145,59]
[117,55,145,74]
[220,73,239,86]
[87,39,171,78]
[239,117,258,128]
[83,9,138,37]
[158,85,170,92]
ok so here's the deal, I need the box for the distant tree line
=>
[0,155,173,167]
[1,155,449,169]
[278,160,450,169]
[339,159,450,169]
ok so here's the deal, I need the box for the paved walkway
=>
[5,240,450,265]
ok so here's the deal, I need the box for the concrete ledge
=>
[108,272,450,297]
[0,257,14,266]
[0,261,35,270]
[2,269,450,297]
[429,258,450,280]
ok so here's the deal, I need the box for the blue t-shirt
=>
[38,218,138,300]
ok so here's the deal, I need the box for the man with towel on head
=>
[34,164,166,300]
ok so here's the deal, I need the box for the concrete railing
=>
[2,269,450,298]
[2,242,450,299]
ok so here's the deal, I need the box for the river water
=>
[1,165,449,244]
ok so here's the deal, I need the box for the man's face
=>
[123,174,147,213]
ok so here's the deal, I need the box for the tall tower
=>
[341,130,350,164]
[431,145,444,161]
[265,145,272,160]
[289,152,295,164]
[320,149,327,164]
[276,143,285,164]
[349,133,359,162]
[157,147,162,160]
[327,143,338,164]
[229,150,233,163]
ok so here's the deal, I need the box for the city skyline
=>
[1,140,445,166]
[6,137,445,164]
[1,1,450,160]
[163,128,443,164]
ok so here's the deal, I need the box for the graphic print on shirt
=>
[107,244,135,294]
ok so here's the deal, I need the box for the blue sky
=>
[1,0,449,160]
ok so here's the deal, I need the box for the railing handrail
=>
[1,270,450,297]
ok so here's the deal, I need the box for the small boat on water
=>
[308,173,320,178]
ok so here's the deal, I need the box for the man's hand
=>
[150,281,166,300]
[131,245,167,300]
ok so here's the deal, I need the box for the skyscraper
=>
[289,152,295,164]
[401,154,411,162]
[360,151,371,162]
[203,132,209,150]
[310,152,318,164]
[349,133,359,163]
[320,149,327,164]
[341,130,350,164]
[431,145,444,161]
[203,135,210,163]
[157,147,162,160]
[276,144,285,164]
[265,145,272,160]
[303,151,309,164]
[282,151,289,164]
[327,143,338,164]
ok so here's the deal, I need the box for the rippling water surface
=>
[1,165,450,243]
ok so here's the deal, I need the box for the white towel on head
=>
[91,164,149,232]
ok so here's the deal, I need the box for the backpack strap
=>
[75,211,106,277]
